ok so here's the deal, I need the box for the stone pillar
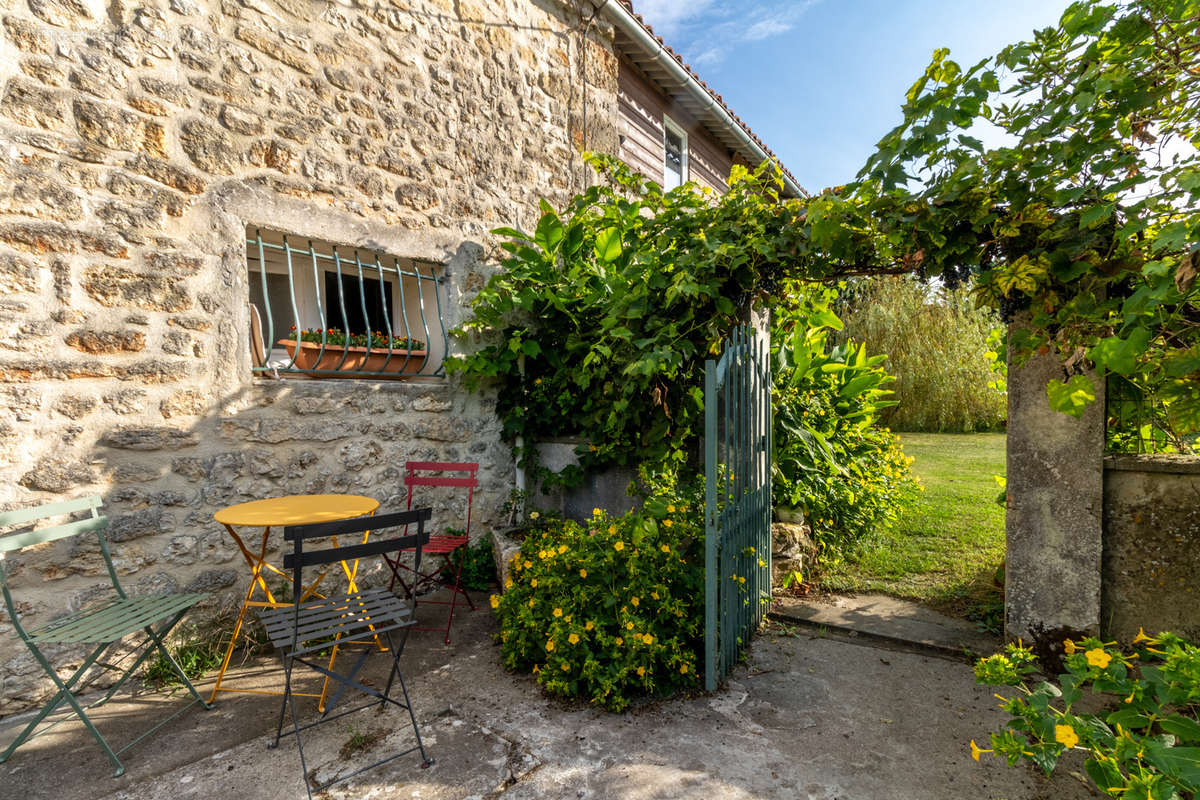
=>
[1005,332,1106,644]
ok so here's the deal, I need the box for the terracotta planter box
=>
[278,339,426,379]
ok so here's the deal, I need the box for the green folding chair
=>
[0,495,211,777]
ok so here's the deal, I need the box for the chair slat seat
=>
[258,587,413,657]
[402,534,468,555]
[28,593,207,644]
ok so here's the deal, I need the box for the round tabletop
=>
[214,494,380,527]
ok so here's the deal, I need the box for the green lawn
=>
[823,432,1007,624]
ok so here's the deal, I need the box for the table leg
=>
[209,525,278,704]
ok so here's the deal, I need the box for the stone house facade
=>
[0,0,796,710]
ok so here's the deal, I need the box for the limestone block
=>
[179,118,239,174]
[159,389,206,418]
[103,426,200,450]
[0,253,43,294]
[52,393,96,419]
[81,266,191,312]
[64,329,145,353]
[103,388,147,415]
[0,79,70,131]
[18,456,97,492]
[2,16,53,53]
[124,154,208,194]
[107,507,173,542]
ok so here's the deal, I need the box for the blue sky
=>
[634,0,1074,193]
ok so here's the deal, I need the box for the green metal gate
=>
[704,323,772,690]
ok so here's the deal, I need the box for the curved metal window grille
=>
[246,229,448,379]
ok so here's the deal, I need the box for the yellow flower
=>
[528,599,535,608]
[651,592,659,600]
[529,511,540,520]
[614,541,625,551]
[546,640,555,651]
[1133,627,1159,645]
[524,560,532,569]
[593,507,602,517]
[553,607,563,618]
[969,739,992,762]
[642,634,653,645]
[738,576,746,585]
[1054,725,1079,749]
[1085,648,1112,668]
[615,637,623,645]
[558,544,567,554]
[505,578,513,589]
[561,662,569,671]
[660,544,670,553]
[1063,639,1078,654]
[489,594,500,609]
[680,664,688,674]
[608,525,617,535]
[531,578,538,588]
[631,597,640,607]
[637,666,646,677]
[568,633,580,645]
[626,622,634,630]
[579,568,588,578]
[585,621,594,630]
[667,505,675,513]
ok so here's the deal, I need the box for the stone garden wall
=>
[1102,455,1200,642]
[0,0,619,711]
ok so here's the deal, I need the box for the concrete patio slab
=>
[1,591,1094,800]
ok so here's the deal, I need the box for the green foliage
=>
[772,284,921,557]
[446,533,496,592]
[835,0,1200,437]
[285,326,423,350]
[493,470,704,711]
[447,154,805,485]
[142,624,224,688]
[972,632,1200,799]
[838,276,1007,432]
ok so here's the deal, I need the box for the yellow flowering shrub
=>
[495,472,703,711]
[971,632,1200,798]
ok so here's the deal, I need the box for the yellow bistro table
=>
[208,494,380,707]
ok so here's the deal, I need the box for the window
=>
[245,228,447,379]
[663,116,688,189]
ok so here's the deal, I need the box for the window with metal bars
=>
[245,228,448,379]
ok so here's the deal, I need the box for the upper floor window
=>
[245,228,447,380]
[663,116,688,189]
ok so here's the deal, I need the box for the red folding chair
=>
[387,461,479,644]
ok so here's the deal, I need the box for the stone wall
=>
[1102,454,1200,642]
[0,0,619,712]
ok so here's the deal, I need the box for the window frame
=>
[662,115,688,189]
[245,228,447,379]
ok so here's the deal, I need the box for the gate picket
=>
[704,323,772,690]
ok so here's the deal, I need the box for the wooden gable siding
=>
[617,57,733,193]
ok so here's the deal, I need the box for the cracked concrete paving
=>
[1,593,1096,800]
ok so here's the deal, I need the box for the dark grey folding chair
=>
[258,507,433,799]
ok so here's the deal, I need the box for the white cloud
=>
[635,0,820,67]
[634,0,718,37]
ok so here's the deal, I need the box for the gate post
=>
[1005,320,1106,643]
